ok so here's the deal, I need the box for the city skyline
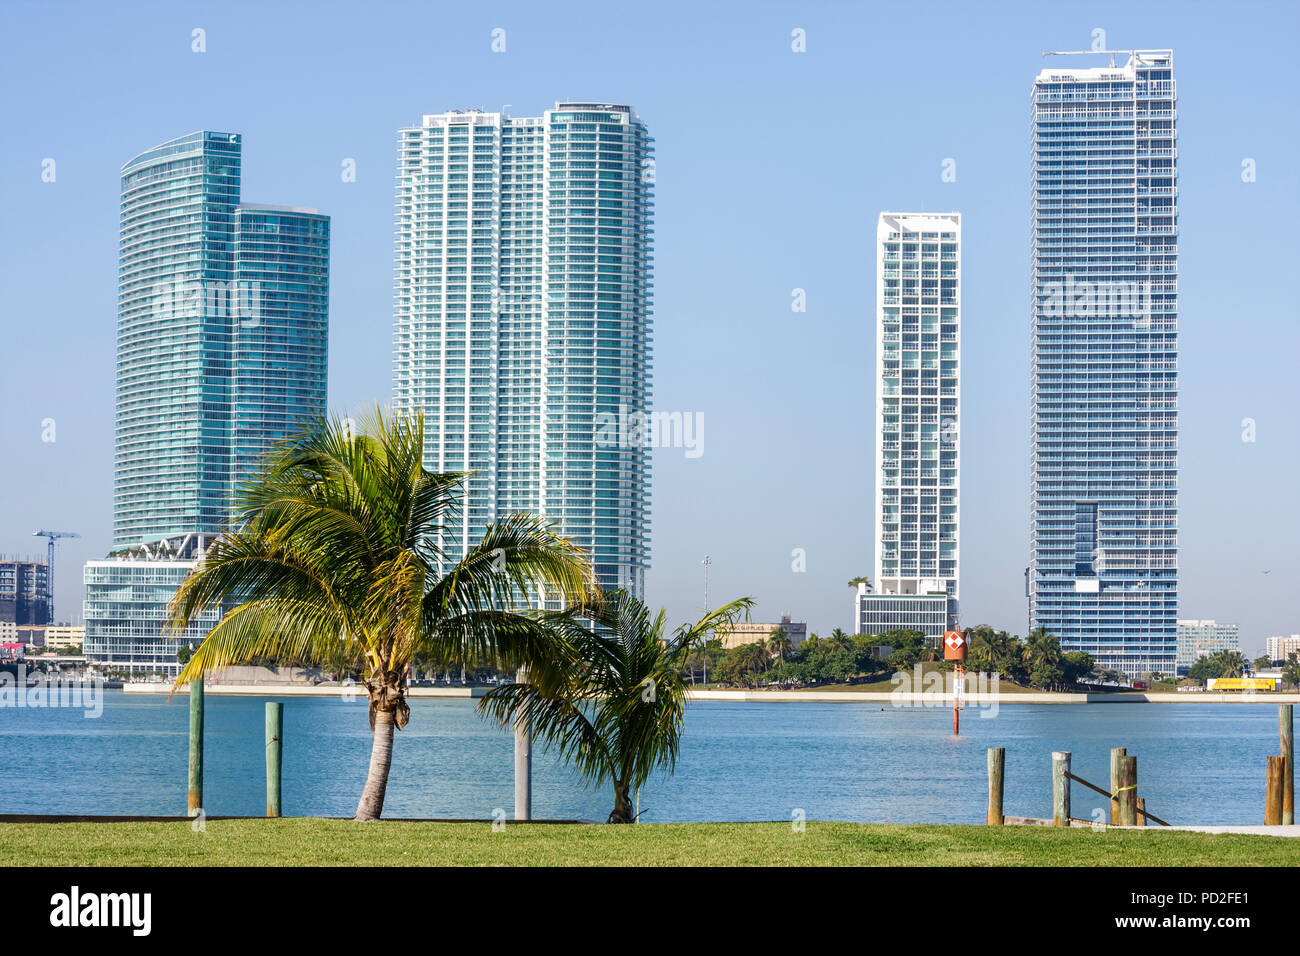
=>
[2,2,1296,657]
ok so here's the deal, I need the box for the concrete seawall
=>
[124,683,487,698]
[122,683,1300,704]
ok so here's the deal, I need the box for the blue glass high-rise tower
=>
[114,132,330,544]
[1029,51,1178,676]
[86,132,329,675]
[393,104,653,596]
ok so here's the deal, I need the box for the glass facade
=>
[1030,52,1178,676]
[116,131,241,546]
[393,105,652,595]
[1174,620,1239,676]
[88,133,329,673]
[231,206,330,489]
[84,538,221,676]
[856,592,950,645]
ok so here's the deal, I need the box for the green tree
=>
[168,409,593,820]
[1283,651,1300,690]
[478,590,752,822]
[1022,628,1064,690]
[880,628,928,672]
[176,643,192,667]
[767,627,794,663]
[1253,655,1273,673]
[1061,650,1095,686]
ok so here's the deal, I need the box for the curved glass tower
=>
[394,104,653,595]
[90,132,329,674]
[116,131,242,545]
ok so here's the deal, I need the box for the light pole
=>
[701,555,712,686]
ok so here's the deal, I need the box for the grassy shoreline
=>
[2,820,1297,866]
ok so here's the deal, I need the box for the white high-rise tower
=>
[393,104,653,595]
[857,212,960,642]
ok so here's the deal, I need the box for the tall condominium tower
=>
[86,131,329,674]
[1030,51,1178,677]
[393,104,653,595]
[857,213,960,645]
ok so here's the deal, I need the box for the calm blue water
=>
[0,691,1284,824]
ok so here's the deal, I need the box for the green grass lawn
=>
[2,820,1296,866]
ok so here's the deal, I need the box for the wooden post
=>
[513,666,532,820]
[1136,797,1146,827]
[1117,754,1137,826]
[1109,747,1127,824]
[1266,756,1284,825]
[1052,751,1071,827]
[986,748,1005,825]
[1280,704,1294,825]
[265,702,283,818]
[187,679,204,816]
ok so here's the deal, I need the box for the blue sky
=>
[1,0,1296,655]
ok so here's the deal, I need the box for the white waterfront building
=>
[858,213,961,643]
[393,104,653,596]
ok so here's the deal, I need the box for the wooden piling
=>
[1109,747,1127,823]
[1117,754,1137,826]
[1266,755,1284,826]
[265,702,283,818]
[1136,797,1146,827]
[1281,704,1294,825]
[986,748,1005,825]
[187,680,204,816]
[1052,751,1071,827]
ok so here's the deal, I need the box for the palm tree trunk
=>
[355,709,395,821]
[608,781,634,824]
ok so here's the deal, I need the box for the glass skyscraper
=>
[393,104,652,596]
[1030,51,1178,677]
[86,132,329,675]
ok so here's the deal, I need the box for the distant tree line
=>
[685,624,1103,691]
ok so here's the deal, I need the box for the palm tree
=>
[1022,627,1064,689]
[167,408,594,820]
[738,640,770,685]
[767,627,793,662]
[478,590,753,823]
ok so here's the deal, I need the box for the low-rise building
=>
[855,581,954,647]
[1175,619,1240,676]
[84,534,221,677]
[715,615,807,651]
[1265,634,1300,664]
[30,624,85,651]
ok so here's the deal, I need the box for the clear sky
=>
[1,0,1296,655]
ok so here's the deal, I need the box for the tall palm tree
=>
[478,590,753,823]
[167,408,594,820]
[767,627,793,662]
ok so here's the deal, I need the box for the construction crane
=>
[32,530,80,624]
